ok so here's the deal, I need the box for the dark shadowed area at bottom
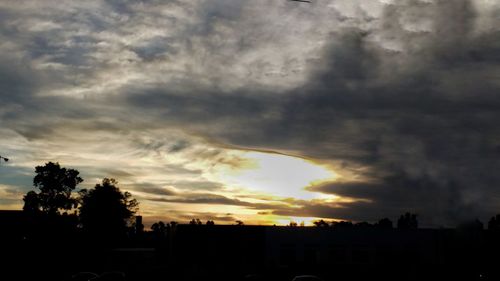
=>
[2,211,500,281]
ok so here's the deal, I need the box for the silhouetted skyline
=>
[2,208,500,281]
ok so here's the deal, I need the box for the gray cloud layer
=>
[1,0,500,226]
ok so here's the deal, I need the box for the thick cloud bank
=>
[1,0,499,226]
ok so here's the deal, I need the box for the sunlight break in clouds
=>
[206,151,337,201]
[2,0,500,227]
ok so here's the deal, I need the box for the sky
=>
[1,0,500,227]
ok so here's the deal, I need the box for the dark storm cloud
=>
[124,86,277,120]
[148,193,249,206]
[132,36,177,61]
[0,54,100,141]
[148,192,281,210]
[0,59,36,104]
[132,183,178,196]
[134,0,500,225]
[304,175,480,226]
[171,181,225,191]
[95,0,500,226]
[263,0,500,225]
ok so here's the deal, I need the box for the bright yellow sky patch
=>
[207,150,337,201]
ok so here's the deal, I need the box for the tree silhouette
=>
[78,178,138,240]
[354,221,372,228]
[151,221,167,237]
[189,218,203,225]
[313,219,329,227]
[23,162,82,215]
[397,212,418,230]
[375,218,393,229]
[332,221,354,229]
[488,214,500,231]
[22,190,41,214]
[235,220,244,226]
[206,220,215,225]
[151,221,165,232]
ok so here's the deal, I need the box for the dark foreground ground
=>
[3,242,498,281]
[2,223,500,281]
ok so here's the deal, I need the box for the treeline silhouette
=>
[3,162,500,281]
[21,162,141,245]
[3,162,142,281]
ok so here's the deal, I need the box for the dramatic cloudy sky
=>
[1,0,499,227]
